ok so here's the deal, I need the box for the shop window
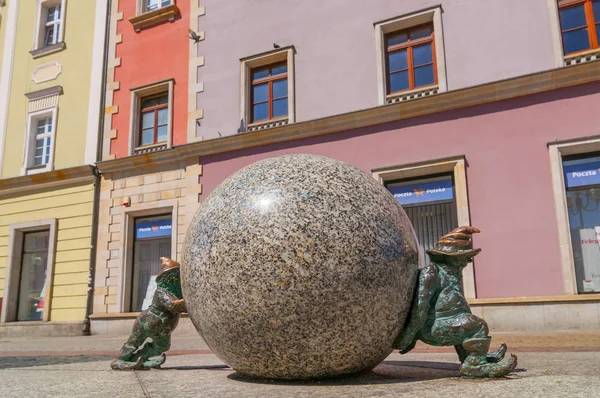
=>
[241,47,295,132]
[386,174,458,265]
[558,0,600,55]
[562,154,600,293]
[131,215,172,312]
[17,231,50,321]
[385,24,436,95]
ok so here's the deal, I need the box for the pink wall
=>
[198,0,557,140]
[199,83,600,299]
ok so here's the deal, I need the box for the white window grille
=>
[43,5,61,47]
[34,118,53,167]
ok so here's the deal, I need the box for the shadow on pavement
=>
[227,360,462,385]
[0,355,113,370]
[160,364,230,371]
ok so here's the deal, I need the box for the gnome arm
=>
[394,265,440,353]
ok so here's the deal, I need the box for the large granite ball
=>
[181,154,419,380]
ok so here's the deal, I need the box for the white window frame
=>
[240,46,295,132]
[33,0,66,51]
[23,108,57,175]
[372,156,476,298]
[137,0,173,15]
[1,219,58,324]
[129,79,174,155]
[374,6,447,105]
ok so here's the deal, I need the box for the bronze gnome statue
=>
[111,257,186,370]
[394,226,518,378]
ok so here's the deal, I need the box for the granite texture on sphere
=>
[181,154,419,380]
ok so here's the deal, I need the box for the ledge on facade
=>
[25,85,63,100]
[469,293,600,306]
[564,48,600,66]
[97,60,600,174]
[386,85,439,104]
[29,42,66,59]
[246,118,289,132]
[129,4,180,32]
[0,165,95,197]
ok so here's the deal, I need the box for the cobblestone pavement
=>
[0,331,599,397]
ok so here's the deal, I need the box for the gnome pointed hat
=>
[157,257,180,278]
[426,226,482,258]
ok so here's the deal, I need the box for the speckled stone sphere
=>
[181,154,419,380]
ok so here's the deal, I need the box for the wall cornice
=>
[97,61,600,174]
[0,165,95,197]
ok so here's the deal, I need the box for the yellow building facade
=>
[0,0,107,336]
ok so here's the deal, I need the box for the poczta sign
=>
[135,219,172,239]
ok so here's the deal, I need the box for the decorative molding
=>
[0,165,95,197]
[386,86,439,104]
[31,62,63,84]
[27,95,59,113]
[134,143,168,155]
[564,48,600,66]
[187,2,205,143]
[247,118,288,132]
[129,3,180,32]
[469,293,600,306]
[102,0,123,161]
[29,42,66,59]
[96,60,600,174]
[25,85,63,101]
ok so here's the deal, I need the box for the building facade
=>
[91,0,600,334]
[0,0,107,336]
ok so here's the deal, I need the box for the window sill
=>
[25,165,52,175]
[30,42,66,59]
[129,4,180,32]
[564,48,600,66]
[134,142,168,155]
[247,117,289,132]
[386,85,439,104]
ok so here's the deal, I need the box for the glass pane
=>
[142,112,154,129]
[389,70,409,92]
[141,98,156,108]
[252,67,269,80]
[411,25,433,40]
[563,28,590,54]
[44,25,55,46]
[157,125,168,142]
[594,1,600,22]
[146,0,159,11]
[388,50,408,72]
[273,98,288,118]
[47,7,58,22]
[35,147,43,157]
[253,83,268,103]
[157,95,168,105]
[161,0,171,7]
[253,102,268,121]
[273,79,288,98]
[560,5,587,30]
[414,64,435,87]
[17,231,49,321]
[597,23,600,45]
[35,156,44,166]
[387,32,408,47]
[157,108,168,125]
[271,64,287,76]
[141,128,154,145]
[413,43,433,66]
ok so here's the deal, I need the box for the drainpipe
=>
[83,0,112,336]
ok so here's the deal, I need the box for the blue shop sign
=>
[388,178,454,206]
[563,158,600,188]
[135,219,172,239]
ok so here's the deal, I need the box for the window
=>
[43,5,61,47]
[374,7,447,105]
[32,0,66,57]
[558,0,600,55]
[240,47,295,131]
[250,62,288,123]
[386,175,457,265]
[385,24,436,95]
[140,93,169,147]
[131,215,172,312]
[129,79,174,154]
[144,0,171,12]
[562,154,600,293]
[17,231,50,321]
[33,117,53,167]
[24,108,58,175]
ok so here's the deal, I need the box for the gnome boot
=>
[459,338,517,378]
